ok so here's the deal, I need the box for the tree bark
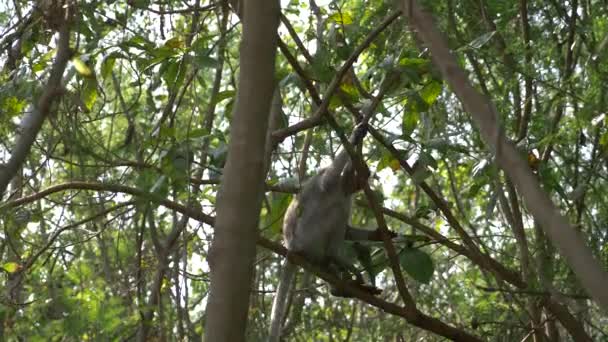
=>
[203,1,280,341]
[0,24,71,196]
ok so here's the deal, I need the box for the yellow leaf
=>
[527,151,540,171]
[73,57,93,77]
[389,158,401,171]
[328,12,353,25]
[164,37,184,49]
[2,262,21,273]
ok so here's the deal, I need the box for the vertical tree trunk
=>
[203,1,280,341]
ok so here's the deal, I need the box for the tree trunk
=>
[400,0,608,314]
[203,1,280,341]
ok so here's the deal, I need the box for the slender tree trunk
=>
[400,0,608,314]
[0,24,70,196]
[203,1,280,341]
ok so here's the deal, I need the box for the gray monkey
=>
[268,123,391,342]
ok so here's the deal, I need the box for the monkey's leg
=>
[330,254,364,283]
[324,255,382,297]
[345,225,397,241]
[320,255,359,296]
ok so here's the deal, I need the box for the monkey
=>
[268,123,391,342]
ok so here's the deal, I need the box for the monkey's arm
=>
[319,149,351,191]
[320,123,368,191]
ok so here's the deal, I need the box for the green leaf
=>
[1,96,27,118]
[399,248,434,283]
[186,128,209,140]
[466,181,484,198]
[2,262,21,273]
[196,55,219,69]
[328,94,345,110]
[163,59,179,86]
[131,0,151,8]
[213,90,236,105]
[135,169,157,191]
[263,193,293,234]
[142,47,179,71]
[398,57,430,80]
[339,83,359,102]
[352,243,379,284]
[424,139,469,154]
[376,152,401,172]
[328,12,354,25]
[100,57,115,81]
[408,93,429,112]
[210,142,228,169]
[81,78,98,110]
[402,109,419,137]
[151,46,179,59]
[399,57,428,67]
[337,44,352,60]
[101,54,120,81]
[420,81,442,106]
[414,205,433,219]
[310,49,333,83]
[121,35,153,51]
[369,248,390,278]
[600,131,608,149]
[33,49,56,72]
[418,152,438,170]
[161,58,187,90]
[411,165,431,184]
[398,66,422,86]
[159,126,176,138]
[164,36,184,49]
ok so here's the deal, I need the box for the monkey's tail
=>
[268,260,297,342]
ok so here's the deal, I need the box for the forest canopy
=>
[0,0,607,340]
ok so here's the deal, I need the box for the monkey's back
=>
[283,172,352,263]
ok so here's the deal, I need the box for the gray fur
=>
[268,124,369,342]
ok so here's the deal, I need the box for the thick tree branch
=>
[0,24,71,196]
[3,181,481,341]
[0,181,214,225]
[259,239,483,342]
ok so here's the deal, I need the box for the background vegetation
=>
[0,0,607,340]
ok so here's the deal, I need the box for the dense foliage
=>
[0,0,607,340]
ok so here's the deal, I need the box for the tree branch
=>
[0,24,71,196]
